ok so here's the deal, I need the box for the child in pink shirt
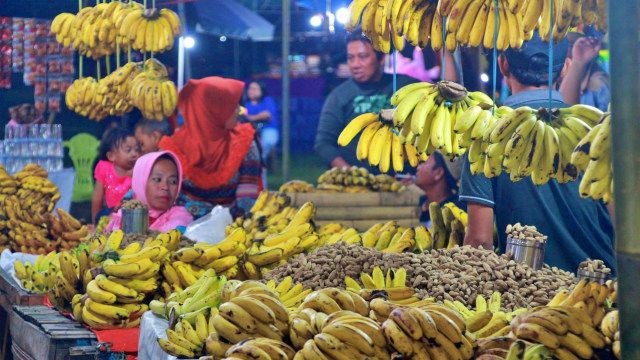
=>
[92,127,141,224]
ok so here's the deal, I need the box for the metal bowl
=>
[505,236,546,271]
[121,208,149,234]
[576,268,609,284]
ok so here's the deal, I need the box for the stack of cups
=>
[3,124,64,174]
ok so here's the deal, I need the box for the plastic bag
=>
[0,249,39,286]
[183,205,233,245]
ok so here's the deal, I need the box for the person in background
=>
[559,29,609,111]
[244,81,279,163]
[6,104,42,127]
[135,119,173,154]
[460,32,615,272]
[160,77,262,219]
[91,127,141,224]
[314,30,417,171]
[106,151,193,232]
[414,152,465,226]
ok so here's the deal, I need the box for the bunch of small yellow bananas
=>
[601,310,620,359]
[572,111,612,203]
[451,292,527,339]
[65,77,109,121]
[278,180,316,193]
[346,0,607,54]
[52,1,181,57]
[129,58,179,120]
[345,267,434,307]
[0,164,64,254]
[429,201,468,250]
[471,104,603,185]
[47,208,90,251]
[316,221,431,253]
[265,276,314,310]
[318,166,406,192]
[338,112,424,174]
[95,61,143,117]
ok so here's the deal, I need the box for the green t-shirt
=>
[459,90,615,272]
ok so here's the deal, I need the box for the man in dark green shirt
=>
[460,32,615,272]
[314,32,416,172]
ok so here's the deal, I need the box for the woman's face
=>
[145,158,179,211]
[247,82,262,101]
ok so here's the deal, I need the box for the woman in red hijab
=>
[159,77,263,218]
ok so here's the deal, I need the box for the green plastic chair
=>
[64,133,100,202]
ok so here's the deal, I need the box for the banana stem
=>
[96,59,101,80]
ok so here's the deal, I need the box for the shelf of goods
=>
[9,306,97,360]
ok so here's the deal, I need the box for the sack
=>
[183,205,233,245]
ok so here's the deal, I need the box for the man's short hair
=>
[503,31,569,87]
[431,151,459,193]
[346,30,385,61]
[135,119,173,136]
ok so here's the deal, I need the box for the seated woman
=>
[106,151,193,232]
[159,77,262,219]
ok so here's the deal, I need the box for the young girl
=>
[106,151,193,232]
[92,127,141,224]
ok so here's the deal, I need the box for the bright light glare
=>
[220,36,227,42]
[480,73,489,83]
[310,14,323,27]
[336,7,350,24]
[183,36,195,49]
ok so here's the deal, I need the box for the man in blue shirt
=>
[460,32,615,272]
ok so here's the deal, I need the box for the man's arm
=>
[559,37,601,105]
[314,92,348,167]
[463,203,495,249]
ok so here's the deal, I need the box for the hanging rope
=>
[491,0,499,112]
[392,49,397,94]
[547,0,554,113]
[440,16,446,81]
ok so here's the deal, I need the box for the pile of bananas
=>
[457,292,527,339]
[317,166,406,192]
[316,221,431,253]
[0,164,65,254]
[95,61,143,117]
[476,339,551,360]
[292,310,390,359]
[346,0,607,54]
[47,209,90,251]
[572,111,612,202]
[338,112,424,173]
[158,280,291,358]
[429,201,468,249]
[65,77,108,121]
[264,276,313,310]
[227,192,292,242]
[471,104,603,185]
[52,1,181,57]
[345,267,435,307]
[601,310,620,359]
[130,58,179,120]
[278,180,315,193]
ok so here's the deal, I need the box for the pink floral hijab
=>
[106,151,193,233]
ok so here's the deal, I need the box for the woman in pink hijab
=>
[106,151,193,232]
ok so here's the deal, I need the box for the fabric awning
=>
[194,0,275,41]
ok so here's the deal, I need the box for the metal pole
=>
[178,37,185,90]
[282,0,291,182]
[610,0,640,358]
[234,39,240,79]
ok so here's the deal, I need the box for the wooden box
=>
[286,190,422,231]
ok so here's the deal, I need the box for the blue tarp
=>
[194,0,275,41]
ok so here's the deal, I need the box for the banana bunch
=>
[338,112,424,173]
[46,249,92,311]
[292,310,390,359]
[279,180,315,193]
[0,164,19,194]
[95,61,144,117]
[546,278,613,327]
[429,202,467,250]
[65,77,110,121]
[322,221,427,253]
[572,111,611,202]
[476,337,553,360]
[605,279,617,305]
[345,267,428,306]
[511,305,607,359]
[298,288,370,317]
[51,2,124,59]
[474,104,603,185]
[580,0,608,32]
[217,338,295,360]
[226,192,292,241]
[460,292,525,339]
[129,58,179,120]
[47,209,89,250]
[158,307,218,358]
[522,0,607,43]
[116,6,181,53]
[317,166,406,192]
[381,304,474,359]
[13,250,68,293]
[204,283,291,359]
[265,276,313,310]
[601,310,620,359]
[169,228,248,284]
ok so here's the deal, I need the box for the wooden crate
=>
[10,306,97,360]
[0,268,44,312]
[286,191,421,231]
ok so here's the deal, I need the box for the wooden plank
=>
[315,206,420,220]
[0,270,44,311]
[287,191,420,207]
[315,218,421,232]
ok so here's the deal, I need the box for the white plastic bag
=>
[183,205,233,245]
[0,249,39,287]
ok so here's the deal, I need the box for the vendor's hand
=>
[572,37,601,66]
[330,157,350,169]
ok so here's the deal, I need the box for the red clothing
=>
[160,77,255,190]
[94,160,132,208]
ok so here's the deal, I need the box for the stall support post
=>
[610,0,640,358]
[281,0,291,181]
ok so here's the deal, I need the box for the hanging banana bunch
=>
[571,111,612,203]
